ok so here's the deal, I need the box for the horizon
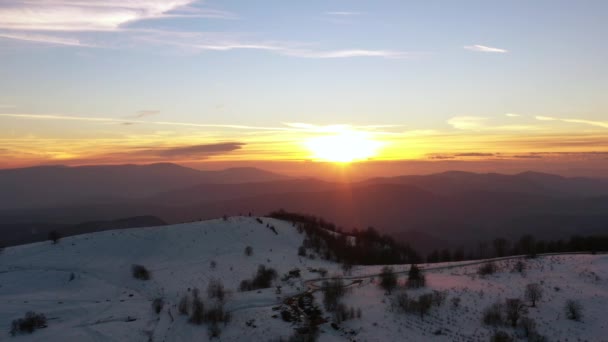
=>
[1,1,607,175]
[2,161,607,181]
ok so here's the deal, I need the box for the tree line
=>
[269,210,422,265]
[426,234,608,263]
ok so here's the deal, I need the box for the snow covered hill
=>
[1,217,606,341]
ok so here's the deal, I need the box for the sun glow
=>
[305,130,382,163]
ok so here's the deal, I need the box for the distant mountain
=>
[1,170,608,252]
[362,171,608,197]
[0,163,288,209]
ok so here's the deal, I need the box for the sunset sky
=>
[0,0,607,176]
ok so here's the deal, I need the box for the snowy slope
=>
[1,217,607,341]
[0,217,339,341]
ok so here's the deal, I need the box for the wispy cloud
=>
[505,113,521,117]
[284,49,409,59]
[0,32,92,47]
[0,113,316,132]
[62,142,245,165]
[324,11,361,16]
[454,152,495,157]
[448,116,487,130]
[448,116,541,132]
[536,116,608,129]
[134,110,160,118]
[464,44,508,53]
[135,31,413,59]
[0,2,409,59]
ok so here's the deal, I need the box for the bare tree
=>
[525,283,543,307]
[505,298,527,327]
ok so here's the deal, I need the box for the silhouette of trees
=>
[406,264,426,288]
[269,210,421,265]
[239,265,277,291]
[322,277,346,312]
[379,266,397,294]
[518,235,537,257]
[493,238,508,257]
[48,230,61,244]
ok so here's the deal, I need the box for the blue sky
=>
[0,0,607,170]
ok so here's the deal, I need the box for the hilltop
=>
[1,217,606,341]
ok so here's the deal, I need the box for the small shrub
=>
[178,295,190,315]
[239,280,253,292]
[189,296,205,325]
[490,330,514,342]
[483,302,504,326]
[10,312,47,336]
[565,299,583,321]
[478,262,497,276]
[519,316,536,338]
[207,279,226,302]
[322,277,346,312]
[431,290,447,307]
[451,297,461,309]
[244,246,253,256]
[505,298,527,327]
[298,246,306,257]
[513,261,526,274]
[131,264,151,280]
[48,230,61,244]
[210,260,217,269]
[239,265,278,291]
[152,298,164,314]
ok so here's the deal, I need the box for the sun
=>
[304,131,382,163]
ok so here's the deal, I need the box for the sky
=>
[0,0,607,176]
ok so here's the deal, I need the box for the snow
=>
[1,217,606,341]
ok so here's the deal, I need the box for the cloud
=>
[60,142,245,165]
[447,116,541,132]
[454,153,495,157]
[0,0,231,31]
[535,116,608,129]
[283,49,409,59]
[135,31,413,59]
[512,154,543,159]
[464,44,508,53]
[0,2,409,60]
[505,113,521,117]
[0,113,302,131]
[0,32,92,47]
[152,142,244,157]
[447,116,487,130]
[324,11,361,16]
[135,110,160,118]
